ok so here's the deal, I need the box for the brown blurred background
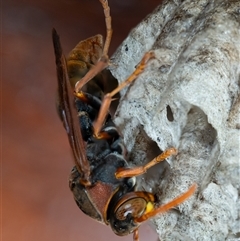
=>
[2,0,161,241]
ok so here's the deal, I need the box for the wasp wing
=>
[52,29,91,185]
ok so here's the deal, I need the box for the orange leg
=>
[135,184,197,223]
[93,51,155,138]
[115,148,177,179]
[133,229,139,241]
[75,0,112,93]
[99,0,112,57]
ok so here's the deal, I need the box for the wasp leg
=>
[99,0,112,57]
[75,0,112,93]
[75,91,102,111]
[134,184,197,223]
[75,91,101,141]
[115,148,177,179]
[93,51,155,138]
[75,91,116,140]
[75,53,109,93]
[133,229,139,241]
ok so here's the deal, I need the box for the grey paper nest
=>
[109,0,240,240]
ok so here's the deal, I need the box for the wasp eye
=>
[116,198,147,220]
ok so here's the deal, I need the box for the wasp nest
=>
[109,0,240,240]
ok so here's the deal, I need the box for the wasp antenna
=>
[135,184,197,223]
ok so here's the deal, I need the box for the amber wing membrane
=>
[52,29,91,185]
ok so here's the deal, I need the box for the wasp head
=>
[108,189,155,236]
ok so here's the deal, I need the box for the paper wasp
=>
[52,0,196,240]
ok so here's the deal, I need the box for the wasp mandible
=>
[52,1,196,240]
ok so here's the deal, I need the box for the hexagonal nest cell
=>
[109,0,240,240]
